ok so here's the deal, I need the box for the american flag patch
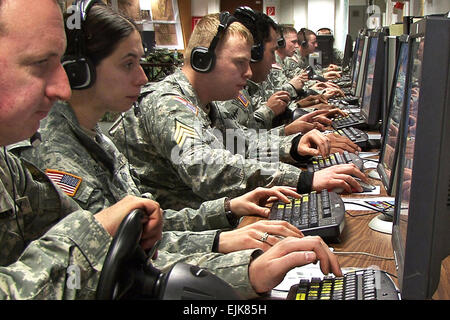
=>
[45,169,82,197]
[173,97,198,115]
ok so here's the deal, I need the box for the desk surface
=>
[239,166,450,300]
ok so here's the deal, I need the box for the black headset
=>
[62,0,103,89]
[277,27,286,49]
[300,28,308,49]
[233,7,264,63]
[190,12,238,73]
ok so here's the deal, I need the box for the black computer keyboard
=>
[269,190,345,242]
[334,127,369,148]
[307,151,363,173]
[286,269,399,300]
[332,113,365,130]
[332,95,359,105]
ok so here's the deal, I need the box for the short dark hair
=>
[254,12,278,44]
[281,26,297,36]
[297,28,315,43]
[64,3,138,67]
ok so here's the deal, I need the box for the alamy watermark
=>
[65,0,119,30]
[169,120,282,176]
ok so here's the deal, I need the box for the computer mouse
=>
[331,187,345,194]
[353,179,376,193]
[332,180,375,194]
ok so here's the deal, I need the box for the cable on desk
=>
[345,210,379,217]
[334,251,395,261]
[343,201,391,213]
[362,158,379,164]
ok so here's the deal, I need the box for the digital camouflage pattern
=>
[13,102,234,242]
[110,69,304,211]
[0,151,111,299]
[10,102,264,298]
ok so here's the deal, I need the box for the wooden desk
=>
[240,167,450,300]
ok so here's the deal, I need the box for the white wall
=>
[307,0,335,34]
[191,0,219,16]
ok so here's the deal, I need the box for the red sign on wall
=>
[266,6,276,16]
[192,16,202,31]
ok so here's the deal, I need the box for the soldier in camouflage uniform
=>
[0,0,163,299]
[110,13,366,212]
[9,4,346,299]
[0,0,346,300]
[215,14,357,156]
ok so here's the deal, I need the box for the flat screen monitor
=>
[385,36,399,115]
[392,16,450,300]
[349,35,361,80]
[350,36,368,97]
[316,34,334,67]
[342,34,353,69]
[359,32,385,125]
[377,36,410,196]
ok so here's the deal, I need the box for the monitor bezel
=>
[391,17,450,300]
[359,30,386,126]
[342,34,353,69]
[377,34,410,196]
[316,34,334,67]
[351,36,369,97]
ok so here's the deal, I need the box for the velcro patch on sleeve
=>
[45,169,82,197]
[174,120,198,148]
[238,91,249,107]
[173,97,199,116]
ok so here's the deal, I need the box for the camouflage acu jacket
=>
[110,69,304,211]
[13,102,235,246]
[11,102,264,298]
[0,150,111,299]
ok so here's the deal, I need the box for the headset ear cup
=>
[190,47,215,73]
[62,55,96,89]
[250,43,264,62]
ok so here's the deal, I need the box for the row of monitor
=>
[331,17,449,299]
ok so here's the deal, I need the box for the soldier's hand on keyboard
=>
[323,70,342,80]
[296,94,327,108]
[324,108,348,118]
[322,87,345,99]
[297,129,331,158]
[289,74,307,91]
[311,163,367,193]
[229,186,300,218]
[285,119,318,135]
[267,91,291,116]
[326,64,341,71]
[326,132,361,154]
[218,220,303,254]
[94,195,163,252]
[248,236,342,294]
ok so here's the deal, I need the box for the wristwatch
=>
[224,197,239,227]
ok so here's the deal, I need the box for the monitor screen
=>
[350,36,365,95]
[377,39,410,196]
[354,36,370,98]
[392,17,450,300]
[360,37,379,114]
[316,34,334,67]
[360,32,385,126]
[342,34,353,69]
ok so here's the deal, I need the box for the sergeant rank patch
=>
[45,169,82,197]
[174,120,198,148]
